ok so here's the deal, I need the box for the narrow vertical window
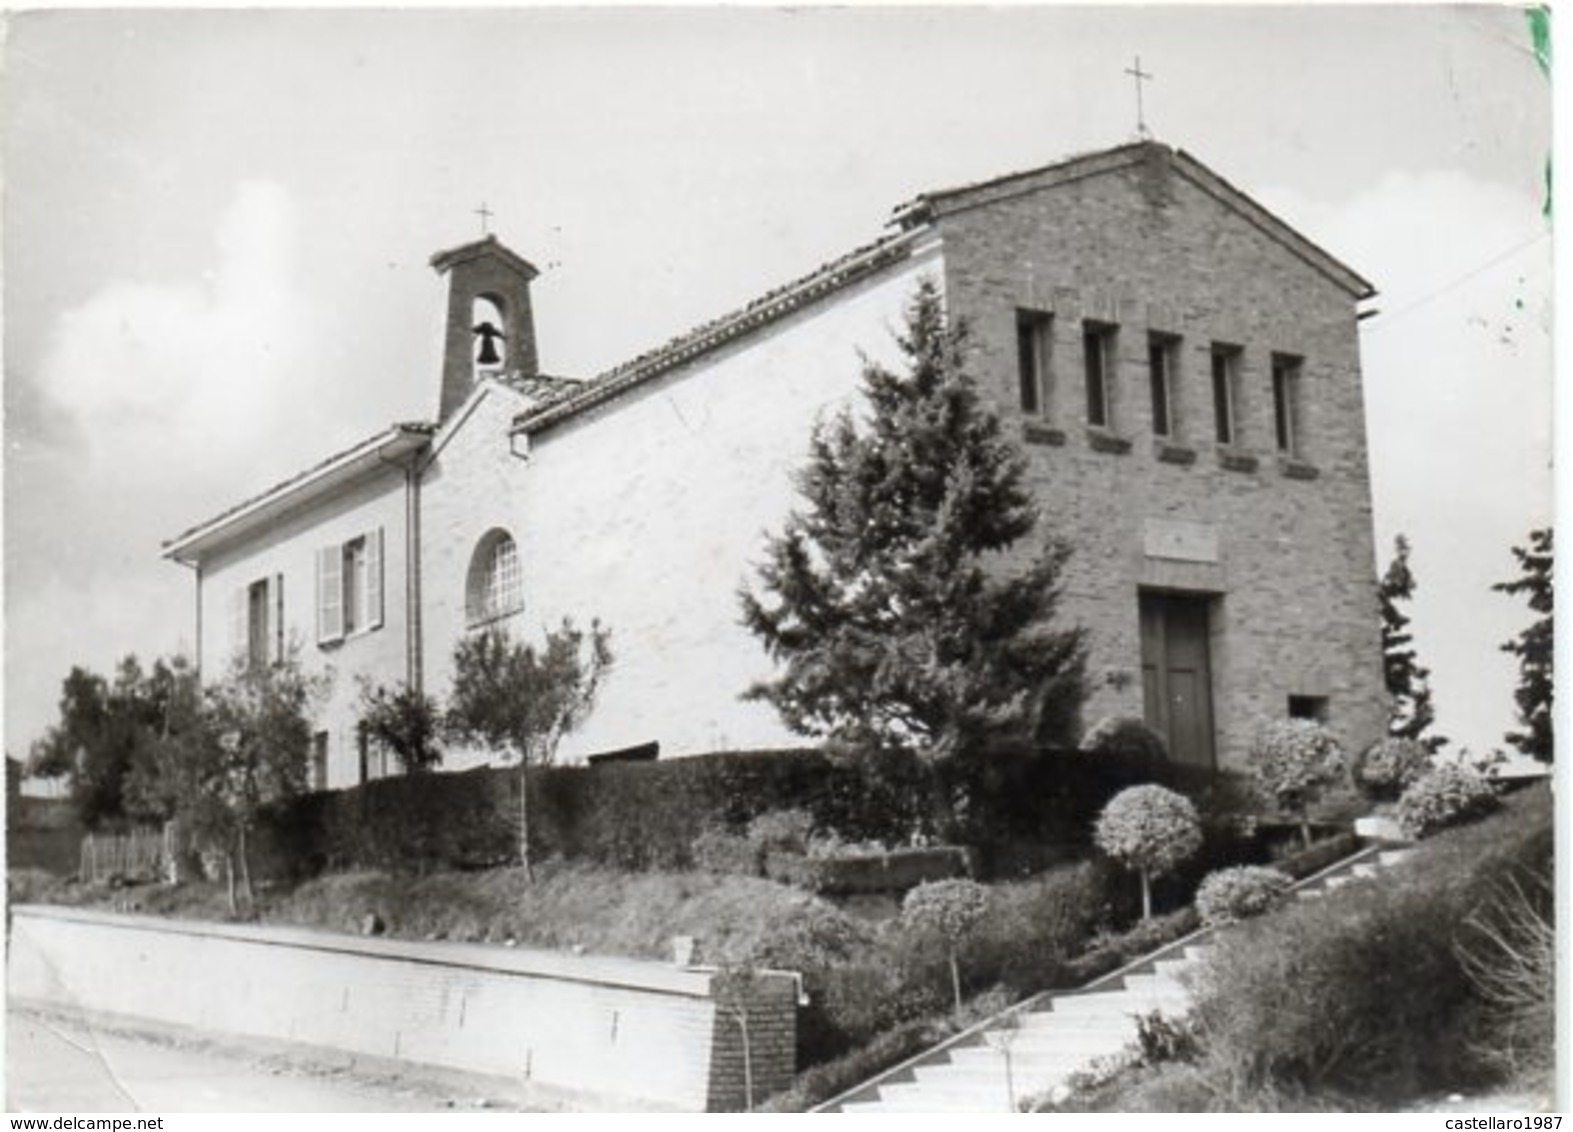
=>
[1272,354,1302,456]
[311,732,329,792]
[1148,334,1179,438]
[246,578,270,671]
[1015,309,1052,416]
[1211,345,1240,446]
[342,536,367,635]
[1083,322,1116,429]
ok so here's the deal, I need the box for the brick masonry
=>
[934,147,1386,766]
[9,904,795,1112]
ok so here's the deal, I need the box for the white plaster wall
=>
[421,247,943,761]
[199,471,411,788]
[9,905,734,1110]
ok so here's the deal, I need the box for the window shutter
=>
[317,545,344,644]
[271,573,285,663]
[365,527,384,631]
[229,588,247,661]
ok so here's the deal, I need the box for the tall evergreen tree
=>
[1494,527,1553,763]
[740,280,1087,828]
[1379,535,1443,751]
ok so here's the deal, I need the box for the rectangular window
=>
[1272,354,1303,456]
[1211,345,1240,445]
[343,537,367,635]
[232,574,283,669]
[1148,334,1179,438]
[1083,321,1116,429]
[246,579,270,670]
[1015,309,1052,416]
[1288,695,1329,723]
[311,731,329,792]
[318,528,384,644]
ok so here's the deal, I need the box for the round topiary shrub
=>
[1195,865,1292,926]
[1081,715,1170,777]
[1093,784,1203,921]
[1248,718,1346,846]
[1396,764,1499,839]
[1351,737,1432,802]
[902,878,991,1014]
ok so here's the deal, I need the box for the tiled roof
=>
[163,422,435,557]
[512,227,928,436]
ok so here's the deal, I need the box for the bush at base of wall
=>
[257,745,1198,880]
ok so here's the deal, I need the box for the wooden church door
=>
[1139,592,1218,770]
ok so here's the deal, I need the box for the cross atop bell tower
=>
[430,234,541,420]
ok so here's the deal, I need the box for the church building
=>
[163,141,1387,788]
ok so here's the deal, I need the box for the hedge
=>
[259,743,1194,879]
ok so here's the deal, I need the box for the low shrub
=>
[1183,784,1552,1105]
[1081,716,1170,776]
[966,860,1111,994]
[1350,737,1432,802]
[1397,763,1499,838]
[747,808,816,856]
[1194,865,1290,926]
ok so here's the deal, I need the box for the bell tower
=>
[430,235,541,420]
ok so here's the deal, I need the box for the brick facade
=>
[932,145,1385,766]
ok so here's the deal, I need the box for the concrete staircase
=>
[817,842,1414,1113]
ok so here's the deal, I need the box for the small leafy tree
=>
[130,649,325,914]
[358,680,444,773]
[29,656,193,829]
[1494,528,1552,763]
[902,878,990,1014]
[741,280,1087,838]
[1094,784,1202,921]
[1247,719,1345,848]
[445,618,612,877]
[1379,535,1443,751]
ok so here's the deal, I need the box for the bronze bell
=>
[473,322,504,365]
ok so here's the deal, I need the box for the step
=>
[841,1096,1013,1114]
[1045,989,1190,1018]
[937,1047,1111,1081]
[1122,972,1190,996]
[1380,848,1415,868]
[1351,862,1380,880]
[1009,1008,1146,1035]
[870,1081,1020,1112]
[1152,957,1197,980]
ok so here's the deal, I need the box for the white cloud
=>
[43,181,316,475]
[6,182,328,755]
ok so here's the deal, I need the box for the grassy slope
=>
[1043,782,1555,1112]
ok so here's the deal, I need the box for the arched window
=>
[466,529,522,626]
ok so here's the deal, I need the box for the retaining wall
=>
[7,905,796,1111]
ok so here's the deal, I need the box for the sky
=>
[2,4,1556,765]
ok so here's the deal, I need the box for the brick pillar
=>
[704,969,799,1111]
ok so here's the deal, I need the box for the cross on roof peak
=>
[475,202,494,236]
[1124,56,1155,140]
